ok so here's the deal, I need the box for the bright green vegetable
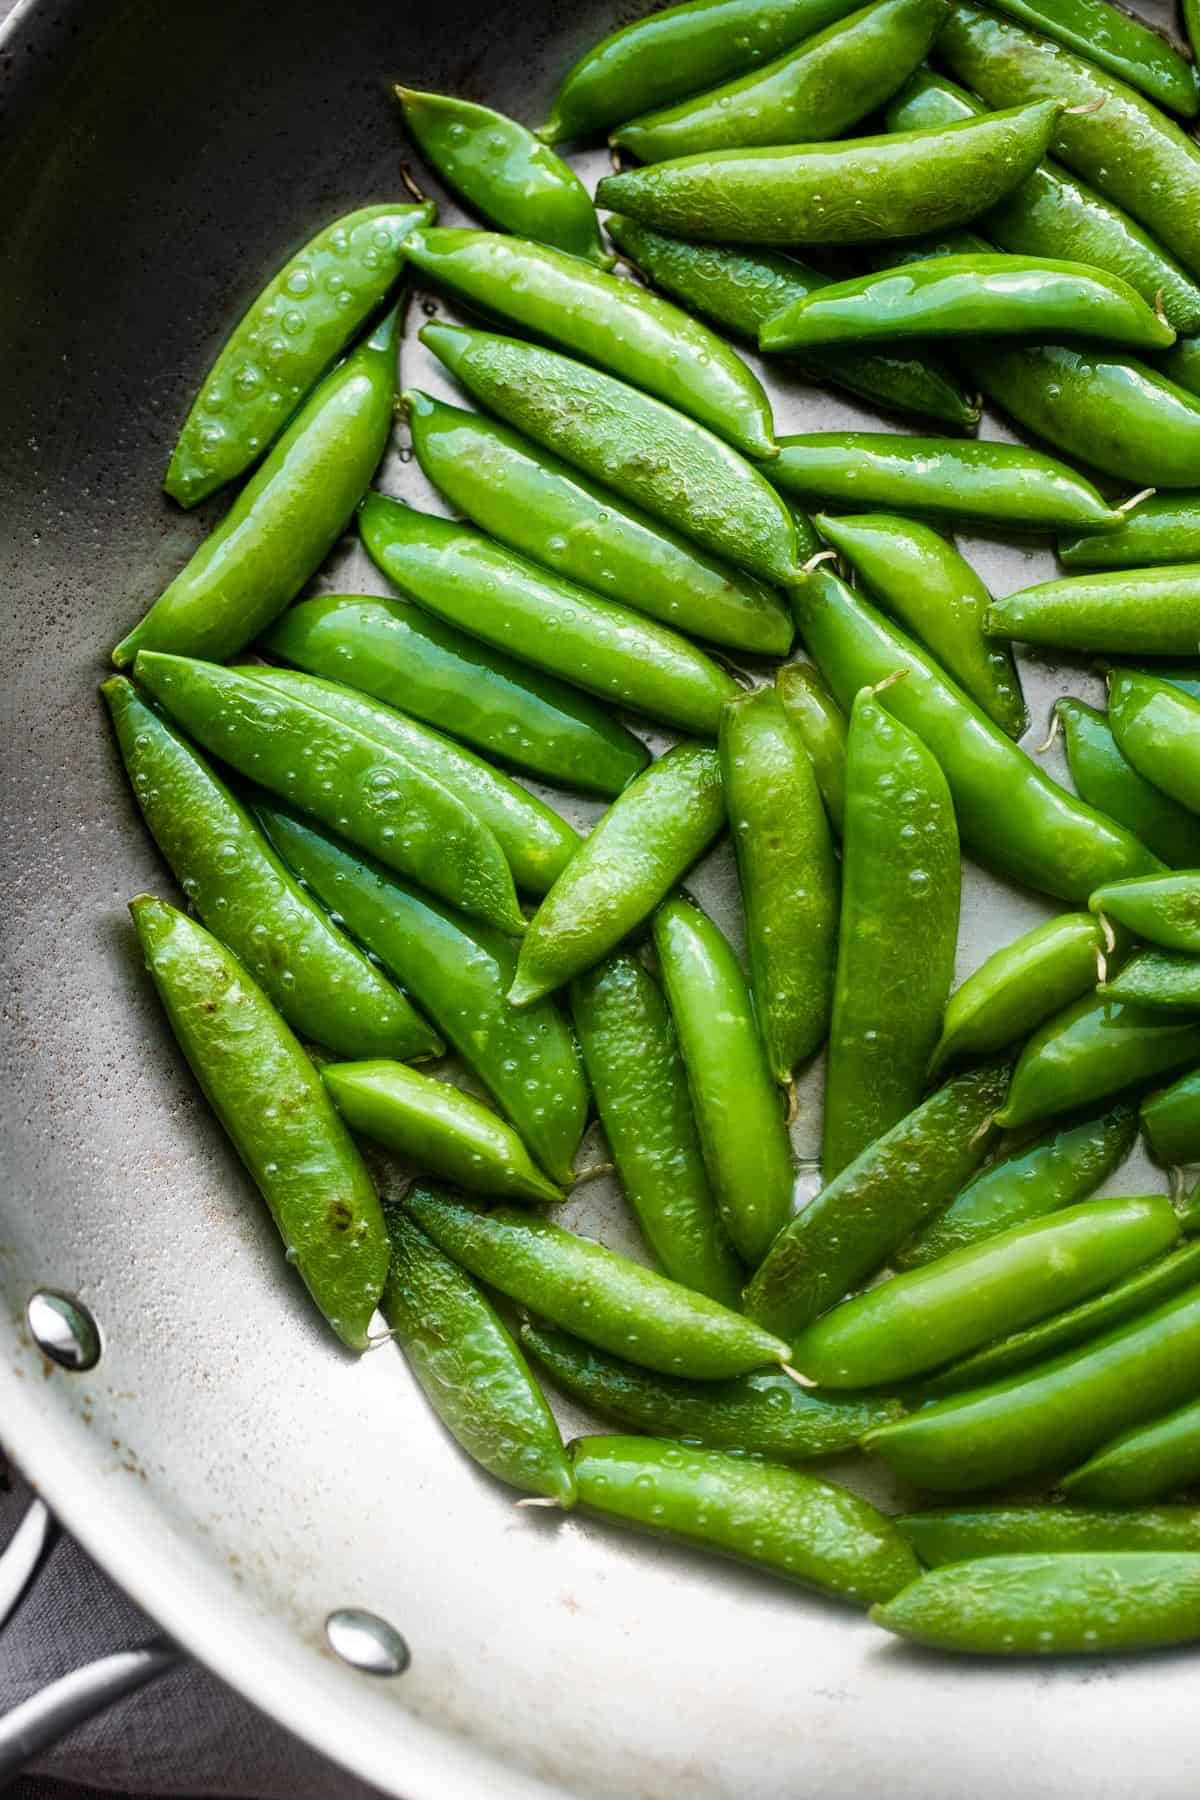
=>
[930,914,1105,1077]
[898,1504,1200,1564]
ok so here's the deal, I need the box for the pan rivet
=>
[325,1607,410,1676]
[27,1291,101,1372]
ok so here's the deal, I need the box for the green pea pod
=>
[402,391,790,655]
[940,4,1200,280]
[744,1061,1008,1340]
[996,992,1200,1131]
[816,513,1024,738]
[1107,670,1200,812]
[129,896,386,1350]
[653,895,796,1268]
[863,1279,1200,1490]
[1064,1396,1200,1505]
[538,0,864,141]
[254,806,587,1184]
[381,1209,575,1503]
[988,0,1200,115]
[1142,1068,1200,1166]
[1090,869,1200,953]
[1056,699,1200,870]
[792,565,1161,901]
[872,1553,1200,1655]
[404,228,776,460]
[102,676,440,1063]
[594,100,1063,245]
[924,1239,1200,1396]
[510,746,727,1008]
[775,663,847,832]
[606,218,980,431]
[570,956,742,1306]
[1104,949,1200,1012]
[1059,495,1200,569]
[793,1195,1178,1389]
[114,310,397,668]
[885,72,1200,334]
[990,569,1200,657]
[264,592,648,799]
[242,664,578,896]
[395,90,609,269]
[898,1503,1200,1564]
[405,1186,790,1377]
[360,497,741,737]
[134,653,524,936]
[720,685,838,1085]
[1189,0,1200,65]
[419,324,801,586]
[323,1062,562,1204]
[898,1099,1138,1269]
[824,691,959,1177]
[610,0,947,163]
[165,205,432,507]
[930,914,1105,1078]
[520,1322,901,1459]
[768,432,1121,531]
[1164,332,1200,396]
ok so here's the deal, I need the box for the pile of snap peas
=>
[105,0,1200,1662]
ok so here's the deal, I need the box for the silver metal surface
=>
[326,1608,411,1677]
[0,1637,182,1786]
[2,0,1199,1795]
[0,1501,57,1633]
[25,1292,101,1373]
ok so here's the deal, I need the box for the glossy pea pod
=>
[1107,672,1200,813]
[1165,333,1200,396]
[609,0,948,163]
[816,513,1024,738]
[129,896,387,1351]
[652,895,796,1268]
[569,953,743,1307]
[897,1099,1139,1269]
[989,0,1199,115]
[403,228,776,459]
[419,324,801,586]
[930,913,1106,1077]
[823,690,959,1178]
[402,391,792,655]
[593,100,1064,245]
[606,217,979,431]
[1103,948,1200,1012]
[254,806,587,1184]
[744,1061,1008,1341]
[1063,1396,1200,1505]
[719,684,838,1086]
[898,1503,1200,1564]
[519,1322,902,1460]
[165,204,432,507]
[381,1208,575,1504]
[134,653,525,935]
[1059,495,1200,568]
[996,992,1200,1132]
[395,90,609,268]
[1142,1069,1200,1167]
[114,310,398,668]
[1091,869,1200,953]
[775,663,847,831]
[1056,699,1200,870]
[569,1436,919,1605]
[989,569,1200,657]
[323,1061,562,1204]
[102,676,440,1062]
[510,746,727,1008]
[264,591,648,799]
[361,496,740,736]
[405,1186,791,1378]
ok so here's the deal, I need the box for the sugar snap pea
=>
[897,1100,1138,1269]
[793,1195,1178,1389]
[129,895,386,1351]
[990,569,1200,657]
[898,1504,1200,1564]
[405,1186,791,1377]
[254,806,587,1184]
[1103,948,1200,1013]
[744,1062,1007,1340]
[570,955,742,1306]
[1091,869,1200,953]
[114,311,397,669]
[165,205,431,507]
[996,992,1200,1131]
[1056,699,1200,870]
[1164,332,1200,396]
[420,324,801,586]
[594,100,1063,245]
[404,228,776,459]
[987,0,1200,116]
[1142,1068,1200,1167]
[569,1436,920,1604]
[610,0,947,163]
[395,91,609,269]
[1188,0,1200,63]
[1063,1396,1200,1505]
[775,663,847,831]
[519,1323,901,1460]
[510,746,726,1008]
[930,914,1106,1078]
[816,513,1024,737]
[720,685,838,1086]
[1107,671,1200,813]
[381,1209,575,1503]
[653,895,796,1268]
[360,496,738,737]
[324,1061,562,1204]
[134,652,524,935]
[1059,494,1200,568]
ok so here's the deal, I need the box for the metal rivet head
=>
[27,1291,101,1371]
[326,1608,410,1676]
